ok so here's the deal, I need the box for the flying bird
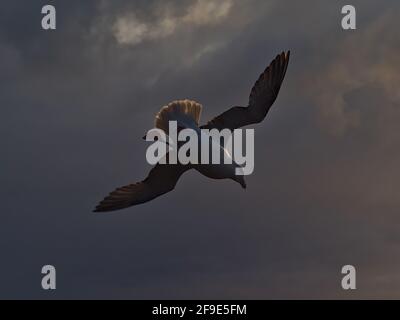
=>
[94,51,290,212]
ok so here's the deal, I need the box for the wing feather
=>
[201,51,290,131]
[93,163,190,212]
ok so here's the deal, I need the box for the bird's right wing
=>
[94,163,190,212]
[201,51,290,131]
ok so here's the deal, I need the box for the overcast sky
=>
[1,0,400,299]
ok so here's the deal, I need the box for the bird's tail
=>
[155,99,202,134]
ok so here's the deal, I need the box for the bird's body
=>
[94,51,290,212]
[196,129,245,183]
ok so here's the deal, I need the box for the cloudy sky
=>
[1,0,399,299]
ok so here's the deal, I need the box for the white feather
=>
[155,99,202,134]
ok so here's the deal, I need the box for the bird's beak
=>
[143,134,160,141]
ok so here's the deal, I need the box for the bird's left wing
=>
[94,163,190,212]
[201,51,290,131]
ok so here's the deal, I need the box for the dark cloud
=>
[0,0,399,299]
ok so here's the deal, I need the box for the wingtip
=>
[93,207,110,213]
[281,50,290,58]
[93,204,106,213]
[277,51,290,64]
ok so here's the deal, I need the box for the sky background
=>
[1,0,399,299]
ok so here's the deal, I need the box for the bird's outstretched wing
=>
[94,163,190,212]
[201,51,290,131]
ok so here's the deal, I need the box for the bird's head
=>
[232,175,247,189]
